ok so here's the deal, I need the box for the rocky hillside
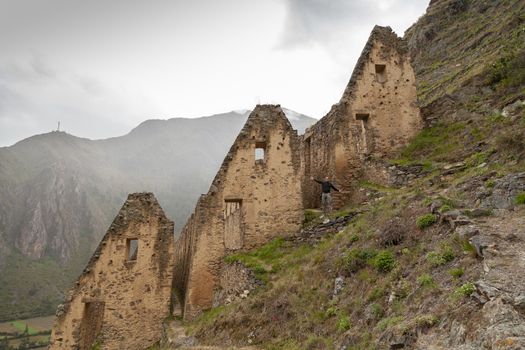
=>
[165,0,525,349]
[0,109,315,321]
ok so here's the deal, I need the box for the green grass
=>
[398,122,467,162]
[417,274,435,288]
[337,315,351,332]
[516,192,525,205]
[10,320,38,335]
[224,238,287,282]
[449,268,464,278]
[370,250,396,273]
[426,246,455,267]
[0,248,92,322]
[416,214,438,229]
[453,282,476,299]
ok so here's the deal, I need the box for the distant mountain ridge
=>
[0,108,316,321]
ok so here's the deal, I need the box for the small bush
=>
[337,315,351,332]
[414,314,439,329]
[349,233,359,243]
[368,287,385,302]
[376,316,404,332]
[325,306,337,318]
[417,273,435,287]
[303,210,320,225]
[449,268,464,278]
[441,246,455,263]
[486,179,496,188]
[516,192,525,205]
[417,214,438,229]
[370,250,396,273]
[370,303,384,319]
[338,248,377,274]
[453,282,476,298]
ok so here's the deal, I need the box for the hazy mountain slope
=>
[0,109,315,321]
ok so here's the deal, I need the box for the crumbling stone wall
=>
[49,193,175,350]
[173,105,303,320]
[302,26,421,209]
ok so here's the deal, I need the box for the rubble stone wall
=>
[302,26,421,209]
[49,193,175,350]
[173,105,303,319]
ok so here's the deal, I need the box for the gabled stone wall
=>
[302,26,421,209]
[173,105,303,319]
[49,193,174,350]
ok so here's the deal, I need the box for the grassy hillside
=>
[183,113,524,348]
[176,2,525,346]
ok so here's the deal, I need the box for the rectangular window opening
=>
[355,113,370,122]
[126,239,138,261]
[255,141,266,162]
[375,64,387,83]
[304,137,311,176]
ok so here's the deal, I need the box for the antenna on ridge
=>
[57,121,60,132]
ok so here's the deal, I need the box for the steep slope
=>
[0,109,315,321]
[173,1,525,349]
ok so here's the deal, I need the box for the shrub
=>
[516,192,525,205]
[325,306,337,318]
[337,315,351,332]
[416,214,438,229]
[441,246,455,262]
[496,131,525,159]
[417,273,435,287]
[486,179,496,188]
[449,268,464,278]
[453,282,475,298]
[370,303,384,319]
[338,248,377,274]
[413,314,439,329]
[368,287,385,302]
[376,316,404,332]
[370,250,396,273]
[303,210,320,225]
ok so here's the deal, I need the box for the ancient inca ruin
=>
[50,25,421,349]
[50,194,175,349]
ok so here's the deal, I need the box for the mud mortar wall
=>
[302,26,421,209]
[173,105,303,320]
[49,193,175,350]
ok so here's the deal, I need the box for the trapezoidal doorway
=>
[79,300,105,350]
[224,199,243,250]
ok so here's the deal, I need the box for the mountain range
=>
[0,108,315,321]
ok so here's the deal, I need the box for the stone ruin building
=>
[302,25,421,209]
[173,104,304,320]
[49,193,175,349]
[50,25,421,349]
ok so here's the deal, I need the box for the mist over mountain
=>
[0,108,315,321]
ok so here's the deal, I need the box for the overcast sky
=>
[0,0,428,146]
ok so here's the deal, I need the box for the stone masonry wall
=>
[302,26,421,209]
[173,105,303,320]
[49,193,175,350]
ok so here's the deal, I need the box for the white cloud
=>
[0,57,157,146]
